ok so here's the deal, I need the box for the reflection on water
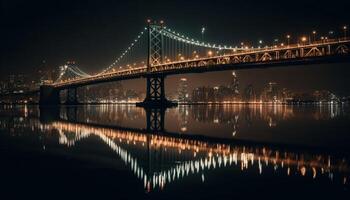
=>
[0,104,349,197]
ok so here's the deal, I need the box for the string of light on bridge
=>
[53,23,349,84]
[98,27,148,75]
[161,27,240,50]
[98,25,242,75]
[56,64,91,83]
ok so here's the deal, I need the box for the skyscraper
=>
[261,82,278,102]
[244,84,256,102]
[8,74,27,93]
[229,71,239,94]
[178,78,189,103]
[229,71,240,101]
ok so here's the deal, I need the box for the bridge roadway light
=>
[201,27,205,40]
[273,38,279,47]
[177,53,182,60]
[286,35,291,46]
[328,31,334,39]
[301,36,307,44]
[207,50,213,57]
[344,26,348,38]
[312,31,317,43]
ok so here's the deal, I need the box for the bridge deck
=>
[48,39,350,89]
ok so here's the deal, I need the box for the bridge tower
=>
[137,20,177,108]
[39,85,60,105]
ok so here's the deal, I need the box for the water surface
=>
[0,104,349,199]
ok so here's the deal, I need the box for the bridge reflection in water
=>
[0,105,348,192]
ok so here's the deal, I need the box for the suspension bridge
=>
[39,20,350,106]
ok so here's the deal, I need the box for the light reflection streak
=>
[13,120,349,191]
[0,105,349,192]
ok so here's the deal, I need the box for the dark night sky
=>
[1,0,350,95]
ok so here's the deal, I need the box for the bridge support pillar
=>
[136,74,177,108]
[66,87,79,105]
[39,85,60,105]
